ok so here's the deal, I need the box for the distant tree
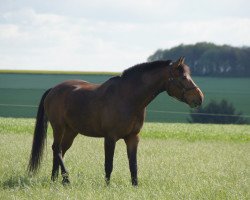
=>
[148,42,250,77]
[188,99,248,124]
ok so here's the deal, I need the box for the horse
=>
[28,57,204,186]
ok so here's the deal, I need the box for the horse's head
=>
[165,57,204,108]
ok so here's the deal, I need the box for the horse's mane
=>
[121,60,172,78]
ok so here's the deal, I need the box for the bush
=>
[188,99,248,124]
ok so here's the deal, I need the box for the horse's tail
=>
[28,88,51,174]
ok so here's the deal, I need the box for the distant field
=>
[0,118,249,199]
[0,71,250,122]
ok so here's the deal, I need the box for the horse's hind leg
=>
[60,129,77,184]
[51,138,71,185]
[51,147,59,181]
[51,126,74,185]
[61,129,77,158]
[51,127,63,182]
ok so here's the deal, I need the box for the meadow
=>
[0,117,249,200]
[0,71,250,122]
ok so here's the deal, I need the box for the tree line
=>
[148,42,250,77]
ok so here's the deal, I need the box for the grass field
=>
[0,72,250,122]
[0,118,249,199]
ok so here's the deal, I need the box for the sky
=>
[0,0,250,72]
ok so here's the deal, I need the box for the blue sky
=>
[0,0,250,72]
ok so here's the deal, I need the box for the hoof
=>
[62,177,70,185]
[105,178,110,186]
[132,179,138,187]
[51,171,59,182]
[62,172,70,186]
[51,175,58,182]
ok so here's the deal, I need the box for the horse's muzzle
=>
[190,98,203,108]
[188,88,204,108]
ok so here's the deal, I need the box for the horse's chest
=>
[101,109,145,139]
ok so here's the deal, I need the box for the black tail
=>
[28,88,51,174]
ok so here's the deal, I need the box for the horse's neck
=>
[125,70,166,109]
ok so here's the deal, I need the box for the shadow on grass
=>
[2,175,48,189]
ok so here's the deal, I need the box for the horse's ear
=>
[173,57,185,68]
[180,56,185,64]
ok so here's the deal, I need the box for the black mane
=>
[121,60,172,78]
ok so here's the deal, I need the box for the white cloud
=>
[0,1,250,72]
[0,8,153,71]
[0,24,20,39]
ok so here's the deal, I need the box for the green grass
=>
[0,118,250,199]
[1,118,250,142]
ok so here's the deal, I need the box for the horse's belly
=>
[65,105,145,139]
[67,118,103,137]
[79,130,104,138]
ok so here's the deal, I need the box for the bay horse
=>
[28,57,204,186]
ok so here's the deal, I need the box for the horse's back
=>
[44,79,98,106]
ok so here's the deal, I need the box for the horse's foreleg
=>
[124,134,139,186]
[104,137,116,185]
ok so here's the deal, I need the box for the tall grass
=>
[0,118,249,199]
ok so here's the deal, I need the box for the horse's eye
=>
[182,76,187,80]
